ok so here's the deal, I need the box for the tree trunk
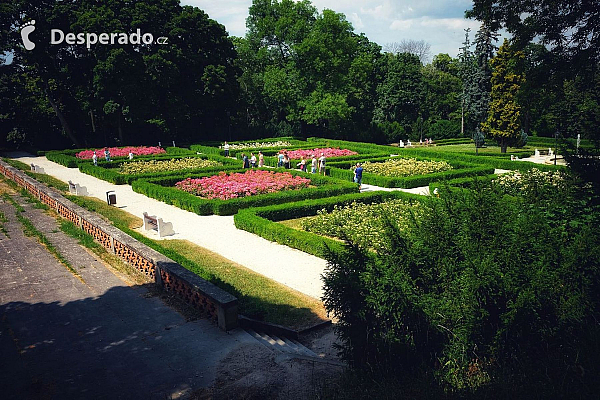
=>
[500,138,507,153]
[45,88,81,147]
[117,110,124,143]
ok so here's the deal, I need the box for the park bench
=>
[30,163,45,174]
[67,180,88,196]
[143,212,175,238]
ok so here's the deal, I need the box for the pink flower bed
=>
[278,148,358,159]
[75,146,166,159]
[175,170,311,200]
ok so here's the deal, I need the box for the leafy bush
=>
[322,177,600,396]
[302,199,422,249]
[46,151,80,168]
[429,119,460,140]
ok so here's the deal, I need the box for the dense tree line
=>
[1,0,598,154]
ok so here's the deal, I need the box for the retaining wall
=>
[0,160,238,331]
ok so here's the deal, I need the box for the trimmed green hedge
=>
[46,151,80,168]
[395,148,567,172]
[132,168,359,215]
[77,154,239,184]
[45,146,195,169]
[327,155,495,188]
[234,190,427,257]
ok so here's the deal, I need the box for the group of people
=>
[241,151,265,168]
[238,149,327,175]
[92,148,134,166]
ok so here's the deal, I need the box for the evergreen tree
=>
[482,39,526,153]
[457,28,476,136]
[472,24,498,126]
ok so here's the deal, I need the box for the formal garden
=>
[3,0,599,396]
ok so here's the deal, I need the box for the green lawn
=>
[66,195,328,330]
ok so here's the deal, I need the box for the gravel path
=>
[11,154,328,300]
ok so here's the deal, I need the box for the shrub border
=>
[234,190,427,258]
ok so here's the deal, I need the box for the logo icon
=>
[20,20,36,50]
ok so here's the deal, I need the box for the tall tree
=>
[0,0,239,148]
[372,53,424,142]
[383,39,431,64]
[238,0,381,139]
[481,39,525,153]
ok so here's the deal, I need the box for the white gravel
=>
[12,154,329,300]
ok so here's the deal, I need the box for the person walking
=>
[311,155,317,174]
[318,153,326,175]
[242,153,250,168]
[283,153,291,169]
[258,151,265,167]
[128,151,134,160]
[277,152,285,168]
[298,156,307,172]
[92,151,98,166]
[104,148,111,162]
[353,162,363,190]
[250,152,257,168]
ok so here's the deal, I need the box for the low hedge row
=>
[329,165,495,188]
[77,154,239,184]
[131,168,358,215]
[45,146,195,168]
[326,155,494,188]
[46,151,80,168]
[234,190,426,258]
[396,148,567,172]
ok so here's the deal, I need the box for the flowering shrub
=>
[76,146,165,159]
[279,148,358,159]
[301,199,421,249]
[175,169,311,200]
[495,168,566,196]
[220,141,292,150]
[120,158,222,175]
[361,158,452,177]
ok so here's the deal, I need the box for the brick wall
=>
[0,161,238,331]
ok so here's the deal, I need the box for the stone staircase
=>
[245,329,345,366]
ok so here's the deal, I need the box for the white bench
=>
[67,180,88,196]
[30,163,45,174]
[143,212,175,238]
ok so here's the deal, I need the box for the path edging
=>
[0,160,238,331]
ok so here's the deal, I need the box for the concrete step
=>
[245,329,318,358]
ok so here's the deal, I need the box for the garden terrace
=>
[327,155,495,188]
[132,168,358,215]
[46,146,196,168]
[395,147,568,172]
[234,190,425,257]
[77,153,239,184]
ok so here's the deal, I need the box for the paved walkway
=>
[0,191,259,399]
[13,154,432,300]
[11,154,332,299]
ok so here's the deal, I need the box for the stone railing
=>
[0,160,238,331]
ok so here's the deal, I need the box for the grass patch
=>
[58,219,150,285]
[2,192,81,280]
[66,195,327,329]
[278,216,310,230]
[2,157,70,192]
[0,209,9,238]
